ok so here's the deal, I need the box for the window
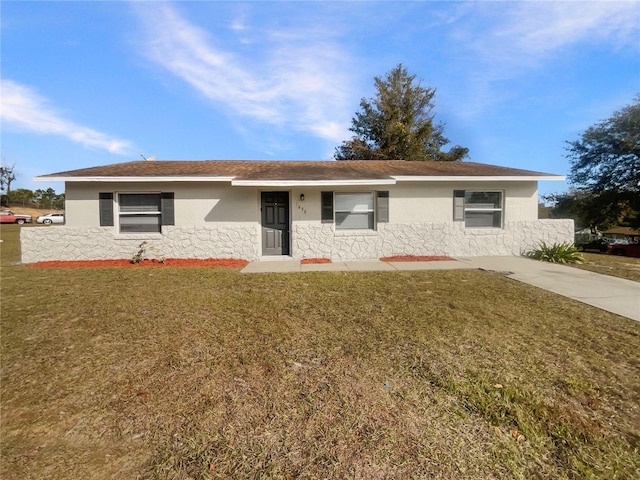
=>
[119,193,162,233]
[322,191,389,229]
[453,190,503,228]
[335,192,375,230]
[98,192,175,233]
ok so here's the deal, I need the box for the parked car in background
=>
[607,238,630,245]
[36,212,64,225]
[608,242,640,258]
[0,210,33,224]
[576,238,609,252]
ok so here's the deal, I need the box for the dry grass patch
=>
[2,225,639,479]
[573,252,640,282]
[380,255,453,262]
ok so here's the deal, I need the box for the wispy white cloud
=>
[448,1,640,117]
[496,1,639,58]
[133,3,353,147]
[456,1,639,73]
[0,79,132,154]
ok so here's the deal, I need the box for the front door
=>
[261,191,290,256]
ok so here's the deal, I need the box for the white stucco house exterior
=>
[21,160,573,263]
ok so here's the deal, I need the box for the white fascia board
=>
[231,179,397,187]
[34,176,236,182]
[391,175,566,182]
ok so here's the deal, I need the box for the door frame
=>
[260,190,291,256]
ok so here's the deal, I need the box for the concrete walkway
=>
[241,256,640,322]
[459,256,640,322]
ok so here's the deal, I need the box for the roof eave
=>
[34,175,236,182]
[35,174,566,184]
[391,175,566,182]
[230,179,397,187]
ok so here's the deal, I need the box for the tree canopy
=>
[334,65,468,162]
[543,189,634,232]
[1,187,65,210]
[566,96,640,228]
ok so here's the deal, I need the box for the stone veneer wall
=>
[292,219,575,260]
[21,225,260,264]
[21,219,574,264]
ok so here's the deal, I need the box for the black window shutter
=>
[377,191,389,223]
[99,193,114,226]
[161,192,175,225]
[453,190,465,221]
[321,191,333,223]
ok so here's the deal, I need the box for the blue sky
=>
[2,1,638,199]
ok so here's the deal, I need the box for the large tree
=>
[0,160,17,195]
[567,96,640,228]
[334,65,468,161]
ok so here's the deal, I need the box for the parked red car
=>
[608,243,640,258]
[0,210,33,224]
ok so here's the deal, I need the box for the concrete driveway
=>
[457,256,640,322]
[242,256,640,322]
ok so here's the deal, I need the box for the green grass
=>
[2,225,639,479]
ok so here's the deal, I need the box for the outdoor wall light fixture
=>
[299,193,305,201]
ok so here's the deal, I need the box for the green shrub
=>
[130,241,165,264]
[526,242,586,264]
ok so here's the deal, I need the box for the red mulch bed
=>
[380,255,454,262]
[27,258,249,268]
[300,258,332,264]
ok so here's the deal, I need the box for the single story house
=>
[22,160,573,263]
[602,227,640,243]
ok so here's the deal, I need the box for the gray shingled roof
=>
[38,160,560,181]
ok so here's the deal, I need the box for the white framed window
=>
[99,192,174,232]
[118,193,162,233]
[454,190,503,228]
[335,192,375,230]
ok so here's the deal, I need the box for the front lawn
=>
[574,252,640,283]
[1,225,639,479]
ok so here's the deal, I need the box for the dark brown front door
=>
[261,191,290,256]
